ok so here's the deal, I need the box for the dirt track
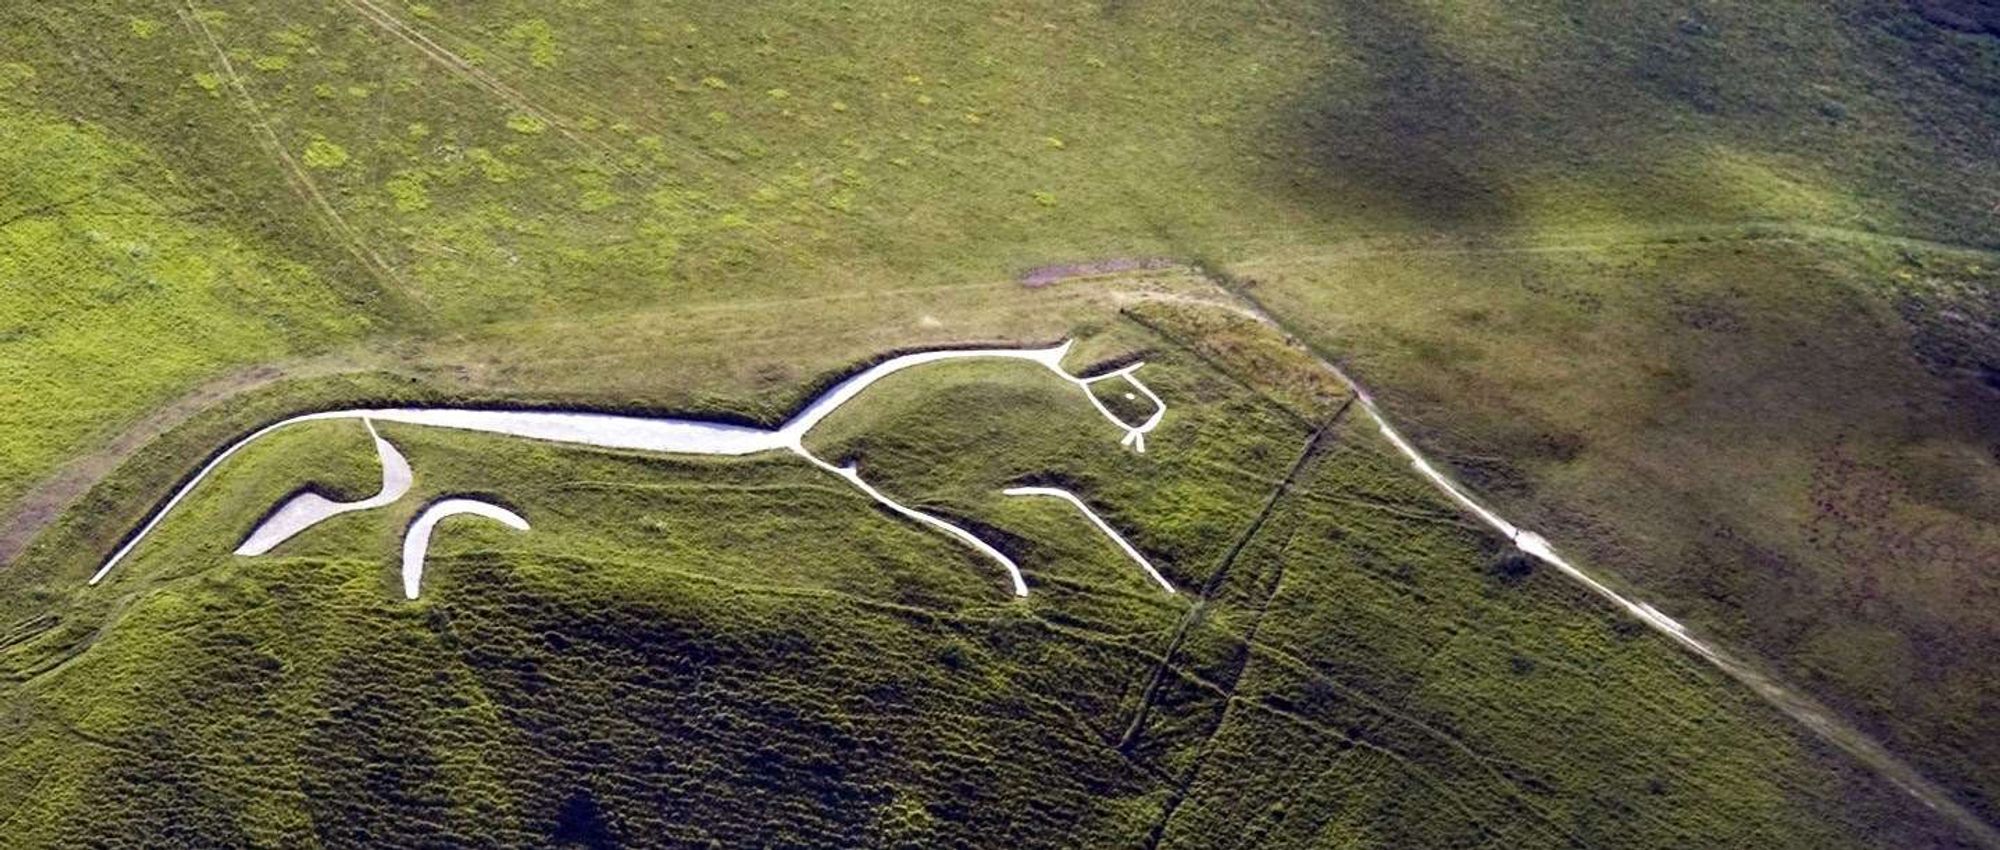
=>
[0,362,304,567]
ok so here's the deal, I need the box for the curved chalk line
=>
[401,498,529,599]
[234,419,414,556]
[92,409,362,584]
[803,453,1029,597]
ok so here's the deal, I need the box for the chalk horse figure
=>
[91,342,1173,599]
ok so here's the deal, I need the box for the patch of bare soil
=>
[0,361,331,566]
[1019,257,1177,288]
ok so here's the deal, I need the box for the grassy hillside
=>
[1232,229,2000,823]
[0,318,1959,847]
[3,0,1994,509]
[0,102,379,509]
[1,0,1997,845]
[7,0,1995,328]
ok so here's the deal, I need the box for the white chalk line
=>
[1003,486,1174,594]
[234,419,414,556]
[1078,364,1165,453]
[801,453,1029,597]
[91,410,360,584]
[401,498,529,599]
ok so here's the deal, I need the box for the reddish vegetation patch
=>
[1805,442,1997,623]
[1018,257,1176,288]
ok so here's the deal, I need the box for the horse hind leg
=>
[799,452,1030,597]
[235,419,415,556]
[1003,486,1174,594]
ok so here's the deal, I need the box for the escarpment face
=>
[1911,0,2000,36]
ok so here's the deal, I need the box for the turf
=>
[0,103,377,510]
[0,324,1956,848]
[1,0,1998,845]
[1231,233,2000,823]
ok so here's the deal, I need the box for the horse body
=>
[91,341,1171,598]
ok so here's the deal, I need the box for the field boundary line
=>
[1115,402,1347,753]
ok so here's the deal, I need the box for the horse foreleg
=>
[797,451,1029,597]
[400,498,529,599]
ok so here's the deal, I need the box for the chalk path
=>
[1202,281,2000,848]
[91,342,1170,600]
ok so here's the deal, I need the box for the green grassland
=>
[1,0,1998,845]
[1232,233,2000,823]
[0,319,1957,847]
[0,105,375,510]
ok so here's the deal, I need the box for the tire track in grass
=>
[178,4,418,309]
[1179,221,2000,268]
[336,0,580,151]
[334,0,746,242]
[334,0,791,249]
[341,0,695,165]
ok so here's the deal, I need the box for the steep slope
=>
[1234,228,2000,825]
[0,0,1996,845]
[0,321,1959,847]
